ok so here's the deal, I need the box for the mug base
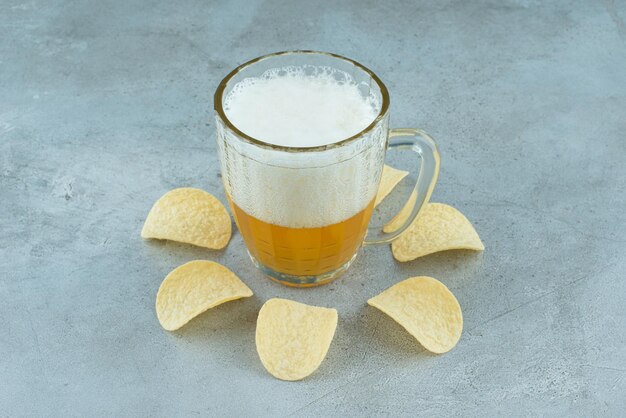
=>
[247,251,358,287]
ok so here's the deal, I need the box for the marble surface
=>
[1,0,625,416]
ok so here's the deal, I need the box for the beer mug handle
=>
[364,128,440,245]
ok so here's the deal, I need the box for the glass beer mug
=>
[214,51,439,287]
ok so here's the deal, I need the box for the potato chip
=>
[391,203,484,262]
[156,260,252,331]
[375,165,409,207]
[141,187,231,249]
[368,276,462,353]
[384,190,417,233]
[256,298,338,381]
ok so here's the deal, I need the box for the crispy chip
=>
[384,190,417,233]
[256,298,338,381]
[391,203,484,262]
[375,165,409,207]
[156,260,252,331]
[141,187,231,249]
[368,276,462,353]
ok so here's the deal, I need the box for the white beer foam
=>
[224,66,378,147]
[219,66,386,228]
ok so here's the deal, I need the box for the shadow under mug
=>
[214,50,439,287]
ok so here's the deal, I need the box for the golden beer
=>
[230,198,375,277]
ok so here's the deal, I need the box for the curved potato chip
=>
[141,187,231,249]
[256,298,338,381]
[391,203,484,262]
[375,165,409,207]
[156,260,252,331]
[368,276,462,353]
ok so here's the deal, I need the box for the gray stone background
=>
[1,0,625,416]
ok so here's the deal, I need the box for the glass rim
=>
[213,50,390,153]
